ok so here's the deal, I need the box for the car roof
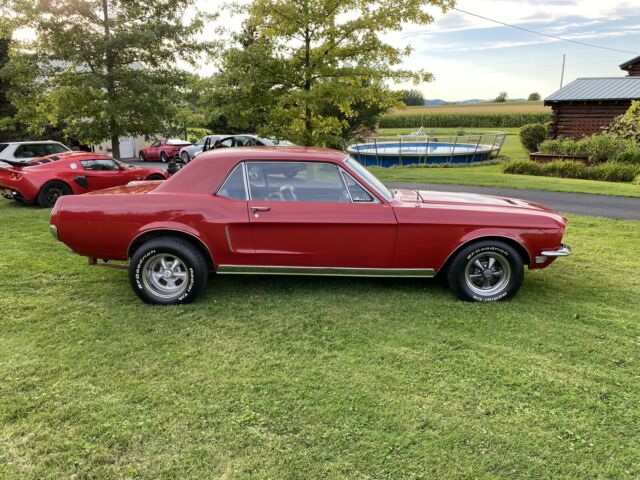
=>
[157,147,348,194]
[3,140,68,145]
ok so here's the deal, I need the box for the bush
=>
[605,100,640,143]
[614,143,640,164]
[633,174,640,185]
[519,123,547,152]
[379,112,551,129]
[537,134,640,165]
[588,163,640,182]
[502,159,640,183]
[501,159,544,176]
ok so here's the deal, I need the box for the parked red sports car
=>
[50,148,571,304]
[0,152,168,207]
[138,139,191,163]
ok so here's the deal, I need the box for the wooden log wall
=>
[548,101,632,139]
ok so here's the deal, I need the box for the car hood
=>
[85,180,163,196]
[393,188,565,221]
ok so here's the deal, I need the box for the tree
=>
[495,91,508,103]
[605,100,640,143]
[213,0,453,146]
[399,89,425,106]
[527,92,541,102]
[6,0,213,158]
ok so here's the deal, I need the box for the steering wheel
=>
[279,185,297,201]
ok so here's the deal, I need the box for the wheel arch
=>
[128,228,215,270]
[438,235,531,276]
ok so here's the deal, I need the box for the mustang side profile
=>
[50,148,571,305]
[1,152,168,207]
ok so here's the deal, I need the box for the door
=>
[79,158,140,190]
[146,140,162,160]
[245,161,397,268]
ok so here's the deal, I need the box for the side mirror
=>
[119,164,127,171]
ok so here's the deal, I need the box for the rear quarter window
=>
[0,144,8,154]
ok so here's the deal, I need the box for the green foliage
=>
[212,0,454,146]
[494,91,508,103]
[4,0,213,157]
[398,89,425,106]
[538,134,640,165]
[605,100,640,143]
[502,159,640,182]
[185,127,210,144]
[379,112,551,128]
[527,92,541,101]
[633,174,640,185]
[519,123,547,152]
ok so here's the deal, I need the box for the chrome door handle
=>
[250,206,271,213]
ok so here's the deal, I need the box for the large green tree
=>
[213,0,453,146]
[5,0,213,158]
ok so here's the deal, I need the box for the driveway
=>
[389,183,640,221]
[122,160,640,221]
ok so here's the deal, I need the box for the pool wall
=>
[347,133,506,167]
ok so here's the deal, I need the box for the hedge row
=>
[379,112,552,129]
[502,159,640,183]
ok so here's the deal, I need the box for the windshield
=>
[344,156,393,202]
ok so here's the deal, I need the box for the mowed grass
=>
[388,102,550,116]
[1,200,640,478]
[372,128,640,198]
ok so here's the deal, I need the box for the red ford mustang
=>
[0,152,168,207]
[50,148,571,304]
[138,139,191,163]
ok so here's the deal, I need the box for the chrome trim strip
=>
[50,224,59,241]
[541,244,571,257]
[217,265,436,277]
[224,225,234,253]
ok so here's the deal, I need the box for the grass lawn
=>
[373,128,640,198]
[1,201,640,478]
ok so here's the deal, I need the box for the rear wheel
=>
[138,151,146,162]
[37,181,72,207]
[160,152,169,163]
[446,240,524,302]
[129,237,208,305]
[145,173,165,181]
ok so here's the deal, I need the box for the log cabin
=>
[544,56,640,139]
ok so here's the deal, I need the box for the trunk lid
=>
[85,180,163,196]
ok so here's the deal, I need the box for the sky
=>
[13,0,640,101]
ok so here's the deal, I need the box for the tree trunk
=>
[110,133,121,160]
[303,25,313,146]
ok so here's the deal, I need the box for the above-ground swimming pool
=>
[347,132,506,167]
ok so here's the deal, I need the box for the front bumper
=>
[535,244,571,264]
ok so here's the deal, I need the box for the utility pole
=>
[560,54,566,89]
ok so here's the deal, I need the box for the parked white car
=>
[0,141,71,167]
[177,135,228,163]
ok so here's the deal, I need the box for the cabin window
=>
[217,163,248,201]
[246,161,350,203]
[80,159,120,171]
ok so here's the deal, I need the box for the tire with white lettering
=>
[447,240,523,302]
[129,237,208,305]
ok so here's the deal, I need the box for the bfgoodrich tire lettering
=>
[447,240,524,302]
[129,237,208,305]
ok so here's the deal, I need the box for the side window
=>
[0,144,9,153]
[14,144,46,158]
[246,161,349,203]
[43,143,69,155]
[81,159,119,171]
[236,136,254,147]
[342,172,374,202]
[151,140,161,147]
[217,164,247,200]
[216,138,234,148]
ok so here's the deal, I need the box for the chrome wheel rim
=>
[464,251,511,297]
[142,254,190,299]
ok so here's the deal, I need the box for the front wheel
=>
[446,240,524,302]
[129,237,209,305]
[180,151,190,163]
[138,151,146,162]
[145,173,166,181]
[160,152,169,163]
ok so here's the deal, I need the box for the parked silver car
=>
[177,135,228,163]
[0,141,71,167]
